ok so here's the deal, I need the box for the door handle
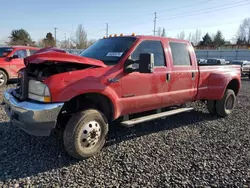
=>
[166,73,171,82]
[192,72,195,80]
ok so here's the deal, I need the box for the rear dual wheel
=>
[63,109,108,159]
[207,89,236,117]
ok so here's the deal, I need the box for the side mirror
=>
[138,53,154,73]
[124,53,154,74]
[5,55,19,62]
[11,55,19,59]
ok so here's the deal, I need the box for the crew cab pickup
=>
[0,46,39,87]
[2,35,241,159]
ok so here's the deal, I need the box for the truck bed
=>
[197,64,241,100]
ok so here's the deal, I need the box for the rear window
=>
[169,42,191,66]
[0,47,13,57]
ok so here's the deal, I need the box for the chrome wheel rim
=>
[0,73,5,86]
[80,121,101,149]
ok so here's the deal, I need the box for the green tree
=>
[213,30,225,46]
[42,32,56,47]
[199,33,213,45]
[8,29,35,46]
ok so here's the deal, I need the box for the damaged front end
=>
[2,50,106,136]
[12,49,106,102]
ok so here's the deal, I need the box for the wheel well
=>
[0,68,9,80]
[57,93,114,129]
[227,79,240,95]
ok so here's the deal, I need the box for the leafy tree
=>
[199,33,213,45]
[213,30,225,46]
[8,29,35,46]
[42,32,55,47]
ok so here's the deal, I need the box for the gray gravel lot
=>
[0,79,250,187]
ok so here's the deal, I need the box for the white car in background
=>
[231,60,250,78]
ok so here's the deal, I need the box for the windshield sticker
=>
[106,52,123,57]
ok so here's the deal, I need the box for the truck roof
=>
[104,35,190,43]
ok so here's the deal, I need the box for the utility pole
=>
[54,27,57,47]
[153,12,157,36]
[106,23,109,37]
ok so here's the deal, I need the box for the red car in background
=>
[0,46,39,87]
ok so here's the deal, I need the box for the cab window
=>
[130,40,165,67]
[13,50,27,58]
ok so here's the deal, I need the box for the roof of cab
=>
[103,35,190,43]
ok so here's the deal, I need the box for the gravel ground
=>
[0,79,250,187]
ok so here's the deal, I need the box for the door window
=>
[130,40,165,67]
[13,50,27,58]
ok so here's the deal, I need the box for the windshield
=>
[79,37,137,65]
[0,47,13,57]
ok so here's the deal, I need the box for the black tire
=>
[207,100,216,114]
[215,89,236,117]
[0,70,7,87]
[63,109,108,159]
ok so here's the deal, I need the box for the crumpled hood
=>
[24,50,107,68]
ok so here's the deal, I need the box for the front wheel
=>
[63,109,108,159]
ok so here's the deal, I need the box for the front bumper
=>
[2,88,64,136]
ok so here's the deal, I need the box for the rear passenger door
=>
[167,41,198,105]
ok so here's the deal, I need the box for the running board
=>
[121,107,194,127]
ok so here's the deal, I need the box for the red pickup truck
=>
[2,35,241,159]
[0,46,39,87]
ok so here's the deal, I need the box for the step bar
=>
[121,107,194,127]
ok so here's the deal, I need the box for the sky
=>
[0,0,250,44]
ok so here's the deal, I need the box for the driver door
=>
[8,49,27,77]
[120,40,166,115]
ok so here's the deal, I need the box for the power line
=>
[157,0,213,13]
[158,0,249,22]
[109,0,249,31]
[83,0,215,35]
